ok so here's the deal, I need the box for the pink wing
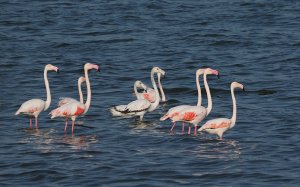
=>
[50,102,85,118]
[160,105,190,121]
[199,118,231,131]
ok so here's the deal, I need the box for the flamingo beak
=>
[97,67,100,72]
[243,86,245,91]
[56,69,60,74]
[217,73,220,79]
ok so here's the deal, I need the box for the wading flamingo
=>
[15,64,59,129]
[58,76,86,106]
[198,82,244,140]
[50,63,99,134]
[171,68,220,136]
[110,67,165,121]
[136,72,166,103]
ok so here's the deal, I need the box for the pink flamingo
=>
[49,63,99,134]
[171,68,220,136]
[58,76,86,106]
[198,82,244,140]
[110,67,165,121]
[15,64,59,129]
[136,72,166,103]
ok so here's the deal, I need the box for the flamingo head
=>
[157,72,165,79]
[231,81,245,91]
[84,63,100,72]
[134,80,147,91]
[204,68,220,79]
[152,67,165,77]
[46,64,59,73]
[78,76,86,84]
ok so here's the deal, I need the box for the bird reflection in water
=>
[63,134,98,150]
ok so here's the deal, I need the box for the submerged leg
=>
[188,126,191,135]
[181,122,185,134]
[35,117,38,129]
[64,117,68,133]
[170,122,176,132]
[29,117,32,129]
[194,125,197,136]
[71,120,75,134]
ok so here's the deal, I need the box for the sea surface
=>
[1,0,300,186]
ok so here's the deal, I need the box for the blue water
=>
[1,0,300,186]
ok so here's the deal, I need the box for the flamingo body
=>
[15,99,45,116]
[160,105,190,121]
[110,99,151,120]
[50,101,85,119]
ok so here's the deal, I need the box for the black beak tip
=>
[57,69,60,74]
[97,68,100,72]
[217,74,220,79]
[243,87,245,91]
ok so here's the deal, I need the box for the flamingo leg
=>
[71,120,75,134]
[170,122,176,132]
[64,117,68,133]
[188,126,191,135]
[29,117,32,129]
[181,122,185,134]
[194,125,197,136]
[35,117,38,129]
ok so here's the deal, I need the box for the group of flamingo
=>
[15,64,244,140]
[15,63,99,134]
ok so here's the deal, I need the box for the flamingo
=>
[110,67,165,121]
[49,63,99,134]
[198,82,244,140]
[15,64,59,129]
[136,72,166,103]
[171,68,220,136]
[58,76,86,106]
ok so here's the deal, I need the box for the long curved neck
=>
[196,73,202,106]
[230,86,237,128]
[78,81,84,104]
[148,71,160,112]
[158,74,166,102]
[84,69,91,114]
[203,73,212,115]
[44,68,51,111]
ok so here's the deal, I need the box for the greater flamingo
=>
[171,68,220,136]
[110,67,165,121]
[58,76,86,106]
[15,64,59,129]
[49,63,99,134]
[198,82,244,140]
[136,72,166,103]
